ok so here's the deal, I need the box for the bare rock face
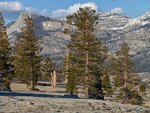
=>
[100,13,150,72]
[6,12,150,72]
[7,12,74,66]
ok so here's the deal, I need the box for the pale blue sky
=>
[0,0,150,23]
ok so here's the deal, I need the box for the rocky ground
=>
[0,82,150,113]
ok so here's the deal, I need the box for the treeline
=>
[0,7,146,105]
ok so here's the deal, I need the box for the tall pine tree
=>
[65,7,108,99]
[112,43,142,104]
[0,12,13,91]
[14,17,42,90]
[63,51,78,95]
[112,43,139,88]
[13,33,26,82]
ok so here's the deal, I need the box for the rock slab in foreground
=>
[0,93,149,113]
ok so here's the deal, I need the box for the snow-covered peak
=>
[111,13,150,30]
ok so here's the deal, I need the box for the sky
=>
[0,0,150,23]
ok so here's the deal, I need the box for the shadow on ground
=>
[0,91,79,99]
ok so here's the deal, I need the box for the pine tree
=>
[114,43,139,88]
[113,43,142,104]
[66,71,78,95]
[14,17,42,90]
[0,12,13,91]
[65,7,108,99]
[63,52,78,95]
[110,57,124,87]
[13,34,26,82]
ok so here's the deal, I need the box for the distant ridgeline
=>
[6,12,150,72]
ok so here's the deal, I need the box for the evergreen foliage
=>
[42,57,55,81]
[119,87,143,105]
[89,78,104,99]
[65,7,108,98]
[110,57,124,87]
[63,52,78,95]
[42,57,57,87]
[139,84,147,96]
[0,12,13,91]
[14,17,42,90]
[66,66,78,95]
[13,33,26,82]
[62,50,69,83]
[111,43,140,88]
[112,43,142,104]
[102,74,113,97]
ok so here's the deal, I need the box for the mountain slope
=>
[6,12,150,72]
[7,12,74,65]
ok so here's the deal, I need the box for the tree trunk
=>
[51,70,57,87]
[85,76,89,98]
[53,70,57,87]
[85,87,89,98]
[65,51,69,83]
[51,72,54,86]
[30,66,34,89]
[124,64,127,87]
[85,41,89,98]
[30,80,34,89]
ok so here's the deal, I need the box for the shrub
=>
[118,87,143,105]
